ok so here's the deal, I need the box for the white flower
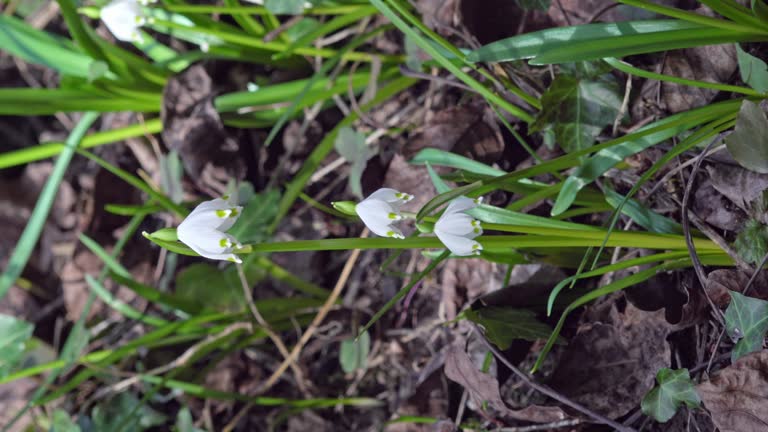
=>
[355,188,414,239]
[434,196,483,256]
[177,195,244,263]
[100,0,155,42]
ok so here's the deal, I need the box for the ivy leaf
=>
[736,44,768,93]
[641,368,701,423]
[0,314,33,378]
[725,291,768,361]
[464,307,557,349]
[733,219,768,265]
[334,127,372,199]
[725,100,768,174]
[339,330,370,373]
[531,73,622,155]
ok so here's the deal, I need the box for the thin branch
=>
[472,325,636,432]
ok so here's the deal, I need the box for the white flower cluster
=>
[100,0,157,42]
[356,188,483,256]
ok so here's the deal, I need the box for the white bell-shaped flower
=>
[177,195,244,263]
[355,188,414,239]
[101,0,154,42]
[434,196,483,256]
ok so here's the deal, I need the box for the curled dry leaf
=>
[706,164,768,212]
[161,64,243,180]
[444,345,568,423]
[698,351,768,432]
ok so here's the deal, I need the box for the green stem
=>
[246,233,722,253]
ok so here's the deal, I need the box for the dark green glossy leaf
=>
[641,368,700,423]
[464,307,556,349]
[734,219,768,264]
[531,73,622,155]
[725,291,768,361]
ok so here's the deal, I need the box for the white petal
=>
[444,196,479,214]
[434,231,482,256]
[367,188,413,211]
[183,199,242,232]
[101,0,142,42]
[435,212,481,237]
[178,226,242,263]
[356,198,402,238]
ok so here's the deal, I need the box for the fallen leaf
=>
[548,305,671,418]
[706,163,768,211]
[693,179,745,232]
[724,291,768,361]
[725,100,768,174]
[444,345,567,423]
[161,64,243,180]
[0,377,36,432]
[641,368,700,423]
[404,104,503,165]
[697,351,768,432]
[415,0,457,35]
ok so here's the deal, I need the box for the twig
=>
[235,263,309,395]
[681,139,724,324]
[613,73,632,136]
[472,324,636,432]
[224,229,369,432]
[500,419,582,431]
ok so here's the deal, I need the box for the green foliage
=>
[736,44,768,93]
[160,151,184,204]
[175,408,206,432]
[752,0,768,23]
[174,263,261,313]
[51,410,81,432]
[464,307,556,349]
[641,368,700,423]
[91,393,166,432]
[725,100,768,174]
[0,314,34,378]
[531,72,622,155]
[733,219,768,264]
[334,127,373,199]
[725,291,768,361]
[229,189,280,244]
[340,330,371,373]
[265,0,306,14]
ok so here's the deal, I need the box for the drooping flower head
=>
[434,196,483,256]
[177,194,243,263]
[355,188,414,239]
[101,0,156,42]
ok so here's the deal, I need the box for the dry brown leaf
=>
[693,179,745,232]
[548,305,670,418]
[404,104,503,165]
[0,378,37,432]
[415,0,457,35]
[444,346,568,423]
[161,65,243,180]
[698,351,768,432]
[706,164,768,211]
